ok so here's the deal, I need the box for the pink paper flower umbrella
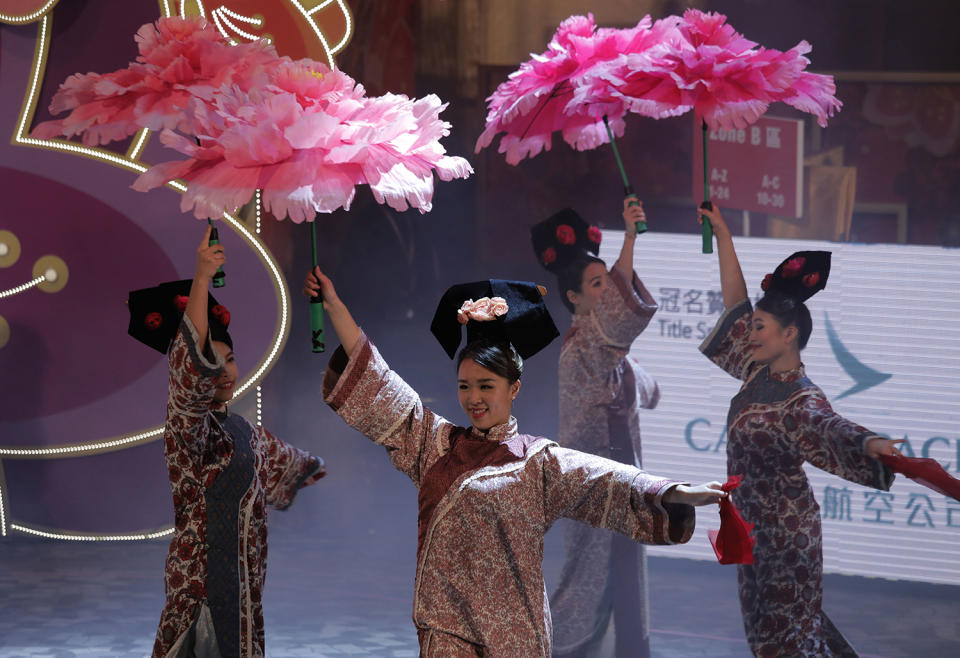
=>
[586,9,842,252]
[133,58,473,351]
[475,13,684,233]
[33,16,279,146]
[33,16,473,351]
[32,15,283,288]
[135,60,471,222]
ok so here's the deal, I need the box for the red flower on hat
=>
[144,312,163,330]
[211,304,230,327]
[761,273,773,291]
[587,226,602,244]
[782,256,806,278]
[556,224,575,245]
[541,247,557,265]
[173,295,189,312]
[802,272,820,288]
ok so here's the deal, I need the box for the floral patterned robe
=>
[322,332,693,657]
[551,267,660,657]
[700,300,894,657]
[154,316,326,658]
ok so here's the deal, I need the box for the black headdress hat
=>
[128,279,233,354]
[430,279,560,360]
[530,208,603,273]
[760,251,831,303]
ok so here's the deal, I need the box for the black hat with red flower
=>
[760,251,831,303]
[530,208,602,273]
[127,279,232,354]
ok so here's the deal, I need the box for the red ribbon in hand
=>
[708,474,755,565]
[878,454,960,501]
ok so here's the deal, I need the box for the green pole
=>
[309,221,325,353]
[700,121,713,254]
[208,218,226,287]
[602,116,647,234]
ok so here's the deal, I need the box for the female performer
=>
[305,268,724,657]
[128,226,327,658]
[531,199,660,657]
[697,204,903,657]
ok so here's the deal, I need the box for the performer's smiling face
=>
[212,340,238,403]
[457,359,520,431]
[749,309,798,365]
[568,262,607,314]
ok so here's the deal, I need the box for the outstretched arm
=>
[543,447,722,545]
[304,266,361,356]
[698,203,747,309]
[663,481,726,506]
[796,392,897,490]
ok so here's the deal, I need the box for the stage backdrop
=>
[598,231,960,586]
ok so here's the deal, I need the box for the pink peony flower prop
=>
[592,9,842,131]
[577,9,842,254]
[32,16,281,145]
[33,14,473,357]
[475,13,680,165]
[133,59,473,220]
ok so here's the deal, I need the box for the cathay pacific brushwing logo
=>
[824,312,892,400]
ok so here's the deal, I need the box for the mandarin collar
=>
[570,311,592,327]
[768,362,806,382]
[471,416,519,442]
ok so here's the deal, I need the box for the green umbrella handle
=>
[208,219,226,288]
[700,200,714,254]
[623,185,647,234]
[602,116,646,234]
[310,295,325,353]
[309,221,325,353]
[700,121,713,254]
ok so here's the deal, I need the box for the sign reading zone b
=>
[693,116,804,219]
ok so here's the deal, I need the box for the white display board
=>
[599,231,960,585]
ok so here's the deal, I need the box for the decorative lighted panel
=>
[0,0,353,540]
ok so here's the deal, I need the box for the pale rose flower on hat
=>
[457,297,509,323]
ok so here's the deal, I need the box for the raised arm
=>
[613,197,643,281]
[305,268,453,486]
[698,203,747,309]
[304,266,360,356]
[186,223,225,355]
[164,227,228,458]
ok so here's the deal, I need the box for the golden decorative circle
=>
[32,254,69,293]
[0,314,9,349]
[0,230,21,267]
